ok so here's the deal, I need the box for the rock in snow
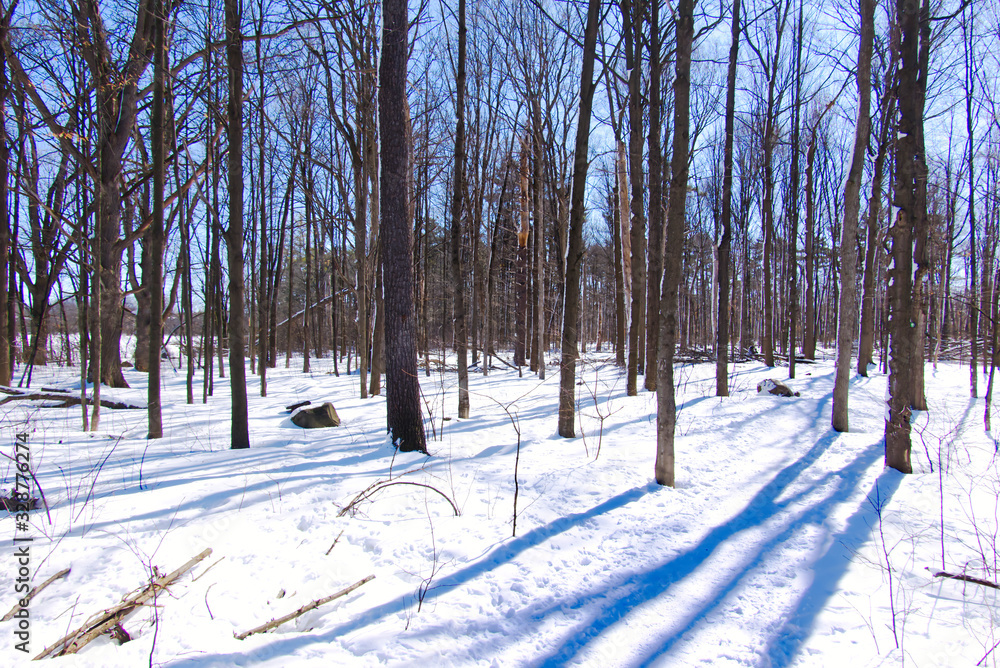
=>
[290,401,341,428]
[757,378,800,397]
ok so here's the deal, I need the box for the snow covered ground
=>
[1,352,999,666]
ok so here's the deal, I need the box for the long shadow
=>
[530,429,877,667]
[763,467,904,667]
[164,484,656,667]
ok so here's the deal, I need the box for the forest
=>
[0,0,997,471]
[0,0,999,664]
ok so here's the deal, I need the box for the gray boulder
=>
[756,379,800,397]
[291,402,341,428]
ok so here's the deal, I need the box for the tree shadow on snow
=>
[525,429,892,667]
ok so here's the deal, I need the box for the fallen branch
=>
[1,568,70,622]
[933,570,1000,590]
[0,392,143,410]
[235,575,374,640]
[338,481,460,518]
[34,548,211,659]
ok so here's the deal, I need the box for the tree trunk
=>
[226,0,250,450]
[625,0,646,396]
[964,8,978,399]
[532,97,545,381]
[716,0,740,397]
[451,0,470,418]
[381,0,426,452]
[515,145,529,368]
[556,0,600,438]
[656,0,695,487]
[0,4,11,388]
[803,129,817,360]
[857,74,894,376]
[886,0,921,474]
[910,0,931,411]
[612,171,627,367]
[760,0,790,369]
[147,0,166,438]
[786,0,804,381]
[644,0,664,393]
[832,0,874,433]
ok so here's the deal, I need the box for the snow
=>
[1,353,998,666]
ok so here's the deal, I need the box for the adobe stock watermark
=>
[11,432,32,653]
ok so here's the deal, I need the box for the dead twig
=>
[325,529,345,556]
[1,568,70,621]
[338,481,459,518]
[34,548,212,659]
[235,575,374,639]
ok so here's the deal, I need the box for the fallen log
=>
[235,575,374,640]
[34,548,212,659]
[1,568,70,622]
[0,392,143,410]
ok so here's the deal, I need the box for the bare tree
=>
[226,0,250,450]
[557,0,601,438]
[624,0,646,396]
[885,0,923,473]
[381,0,426,452]
[656,0,695,487]
[451,0,470,418]
[147,0,167,438]
[832,0,875,432]
[644,0,664,393]
[716,0,741,396]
